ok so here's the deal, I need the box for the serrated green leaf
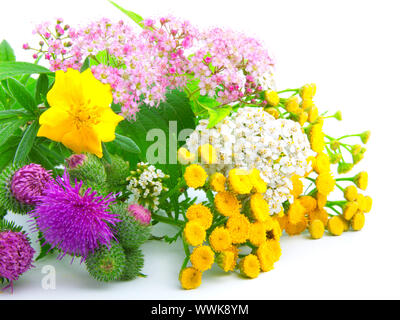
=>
[35,74,49,103]
[0,40,16,62]
[13,120,39,166]
[7,78,38,114]
[109,1,144,28]
[0,119,24,148]
[0,62,51,81]
[113,133,141,154]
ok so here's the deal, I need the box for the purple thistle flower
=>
[30,172,119,260]
[0,231,35,293]
[11,164,53,205]
[127,204,152,225]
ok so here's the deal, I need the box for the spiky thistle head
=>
[85,241,126,282]
[30,172,120,260]
[0,164,52,214]
[0,220,35,292]
[111,203,151,250]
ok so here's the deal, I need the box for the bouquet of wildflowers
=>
[0,1,371,291]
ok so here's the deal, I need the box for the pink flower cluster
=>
[27,16,274,118]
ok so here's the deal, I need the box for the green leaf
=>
[113,133,141,154]
[13,120,39,166]
[0,62,51,81]
[207,106,232,128]
[102,142,112,164]
[36,230,54,261]
[116,90,196,188]
[35,74,49,103]
[7,78,38,114]
[80,57,90,72]
[0,119,24,148]
[0,109,31,121]
[109,1,144,28]
[0,40,16,62]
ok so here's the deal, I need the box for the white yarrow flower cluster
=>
[127,162,169,211]
[186,107,313,214]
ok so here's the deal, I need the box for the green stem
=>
[336,177,353,182]
[277,88,299,94]
[180,256,190,273]
[152,213,185,227]
[335,183,345,192]
[337,134,360,140]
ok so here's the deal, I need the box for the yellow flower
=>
[285,96,300,113]
[226,214,250,244]
[301,98,314,110]
[364,196,373,213]
[38,69,123,158]
[239,254,260,279]
[351,212,365,231]
[214,191,241,216]
[249,222,267,247]
[342,201,358,221]
[266,219,282,241]
[316,192,327,209]
[228,168,253,194]
[316,172,336,196]
[309,208,329,226]
[264,239,281,262]
[344,185,358,202]
[288,200,306,224]
[178,147,196,164]
[256,244,275,272]
[249,168,267,194]
[307,105,319,123]
[354,172,368,190]
[305,156,316,177]
[179,267,202,290]
[198,144,217,165]
[216,251,236,272]
[299,196,317,212]
[313,152,330,174]
[327,216,344,236]
[300,83,317,100]
[186,204,213,230]
[297,110,308,126]
[285,220,307,236]
[210,172,226,192]
[209,227,232,252]
[264,107,280,119]
[250,193,270,222]
[265,90,280,106]
[184,221,206,246]
[360,131,371,144]
[309,124,325,153]
[184,164,208,189]
[308,219,325,239]
[190,245,215,271]
[290,174,303,198]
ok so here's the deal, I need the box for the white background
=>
[1,0,399,300]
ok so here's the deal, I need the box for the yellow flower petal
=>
[94,108,124,142]
[62,127,103,158]
[81,69,113,108]
[47,69,85,109]
[37,108,73,142]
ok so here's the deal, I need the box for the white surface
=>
[1,0,399,299]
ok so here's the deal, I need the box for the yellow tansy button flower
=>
[38,68,123,158]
